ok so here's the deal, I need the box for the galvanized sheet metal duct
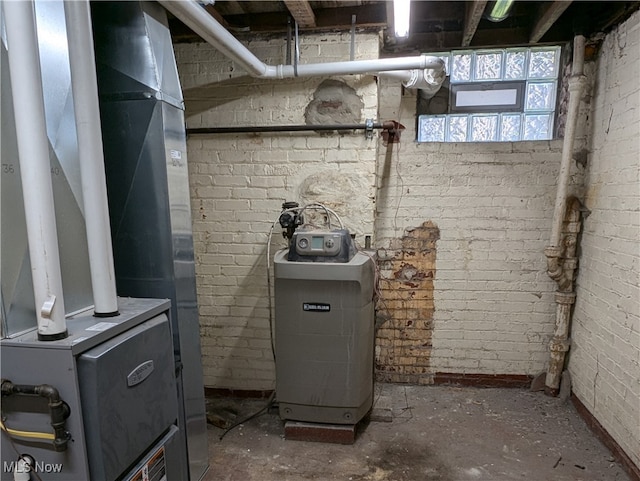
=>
[3,0,68,340]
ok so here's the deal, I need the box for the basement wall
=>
[375,79,585,383]
[570,10,640,469]
[174,33,379,390]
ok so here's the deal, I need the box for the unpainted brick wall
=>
[375,78,587,379]
[376,222,440,385]
[569,10,640,468]
[174,33,379,390]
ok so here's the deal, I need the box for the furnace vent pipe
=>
[64,0,119,317]
[378,68,446,97]
[3,0,67,340]
[159,0,445,80]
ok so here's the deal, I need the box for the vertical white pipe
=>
[4,0,67,340]
[64,0,119,316]
[549,35,586,247]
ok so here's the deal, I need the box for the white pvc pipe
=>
[64,0,119,317]
[159,0,445,79]
[4,0,67,339]
[549,35,586,247]
[379,67,446,97]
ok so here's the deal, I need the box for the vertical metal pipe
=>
[544,35,586,394]
[64,0,119,317]
[286,17,292,65]
[549,35,586,248]
[294,20,300,76]
[350,14,356,61]
[3,0,67,340]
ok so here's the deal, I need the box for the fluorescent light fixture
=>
[486,0,515,22]
[393,0,411,38]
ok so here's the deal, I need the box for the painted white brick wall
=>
[569,11,640,469]
[175,33,379,390]
[375,79,585,376]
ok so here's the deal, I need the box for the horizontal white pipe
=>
[64,0,119,316]
[159,0,445,79]
[4,0,67,339]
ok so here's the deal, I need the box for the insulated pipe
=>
[3,0,67,340]
[548,35,586,248]
[159,0,445,79]
[64,0,119,317]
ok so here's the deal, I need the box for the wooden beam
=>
[203,5,231,30]
[219,1,245,16]
[462,0,488,47]
[283,0,316,28]
[529,1,572,44]
[214,4,386,34]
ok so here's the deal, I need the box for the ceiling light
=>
[486,0,515,22]
[394,0,411,38]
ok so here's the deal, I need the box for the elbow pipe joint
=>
[1,380,71,452]
[544,246,564,281]
[544,246,577,292]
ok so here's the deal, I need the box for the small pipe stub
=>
[381,121,405,145]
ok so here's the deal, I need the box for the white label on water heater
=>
[303,303,331,312]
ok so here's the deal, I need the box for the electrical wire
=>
[265,206,305,363]
[218,391,276,441]
[354,243,393,325]
[299,202,345,229]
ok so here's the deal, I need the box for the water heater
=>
[274,229,375,425]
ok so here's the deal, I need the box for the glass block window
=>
[418,46,561,143]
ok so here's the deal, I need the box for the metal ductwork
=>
[3,0,68,340]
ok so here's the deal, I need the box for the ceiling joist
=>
[204,5,232,29]
[462,0,488,47]
[283,0,316,28]
[529,1,573,44]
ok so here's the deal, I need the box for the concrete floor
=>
[202,384,630,481]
